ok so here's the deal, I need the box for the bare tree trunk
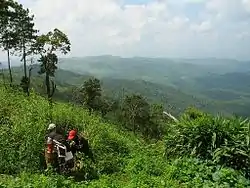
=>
[163,111,179,122]
[45,72,50,99]
[27,59,34,96]
[7,49,12,84]
[132,116,136,134]
[45,73,52,121]
[27,67,32,96]
[21,39,29,95]
[45,72,56,121]
[23,40,27,78]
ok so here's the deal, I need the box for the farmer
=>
[67,128,95,162]
[44,123,69,170]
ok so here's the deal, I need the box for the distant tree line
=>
[71,77,169,140]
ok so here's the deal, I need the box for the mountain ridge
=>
[3,63,250,117]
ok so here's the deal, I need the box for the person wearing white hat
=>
[44,123,68,170]
[47,123,56,131]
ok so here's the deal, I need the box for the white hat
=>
[48,123,56,130]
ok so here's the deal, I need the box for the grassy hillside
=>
[0,84,249,187]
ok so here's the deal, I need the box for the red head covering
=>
[68,130,77,140]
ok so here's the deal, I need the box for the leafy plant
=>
[165,107,250,177]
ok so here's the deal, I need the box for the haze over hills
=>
[58,56,250,94]
[2,56,250,117]
[3,64,207,115]
[58,56,250,88]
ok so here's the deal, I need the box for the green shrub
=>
[165,108,250,177]
[167,158,250,188]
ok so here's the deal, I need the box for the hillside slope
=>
[58,56,250,91]
[57,56,250,116]
[0,85,249,187]
[7,64,250,117]
[3,64,250,117]
[2,65,209,116]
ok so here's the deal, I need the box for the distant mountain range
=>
[57,56,250,88]
[2,56,250,117]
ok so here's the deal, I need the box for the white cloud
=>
[243,0,250,12]
[0,0,250,61]
[191,20,212,33]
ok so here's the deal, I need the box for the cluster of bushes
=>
[71,78,169,140]
[165,107,250,178]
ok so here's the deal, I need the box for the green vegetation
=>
[73,77,102,114]
[3,65,242,117]
[1,0,250,187]
[165,107,249,176]
[0,85,249,187]
[57,56,250,117]
[3,55,250,117]
[33,28,71,100]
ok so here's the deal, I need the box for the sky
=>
[1,0,250,60]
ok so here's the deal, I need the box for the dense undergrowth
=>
[0,85,249,187]
[165,107,250,178]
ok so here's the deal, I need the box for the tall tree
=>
[0,0,37,89]
[121,94,150,133]
[94,96,112,117]
[148,103,165,139]
[32,28,71,106]
[0,0,19,84]
[76,77,102,114]
[12,2,38,94]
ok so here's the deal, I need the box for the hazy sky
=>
[1,0,250,60]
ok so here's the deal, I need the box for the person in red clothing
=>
[67,129,82,155]
[68,129,77,141]
[67,129,95,162]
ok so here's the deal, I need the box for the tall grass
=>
[0,86,249,187]
[165,107,250,178]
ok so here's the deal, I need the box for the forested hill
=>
[3,62,250,117]
[0,64,235,117]
[57,56,250,117]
